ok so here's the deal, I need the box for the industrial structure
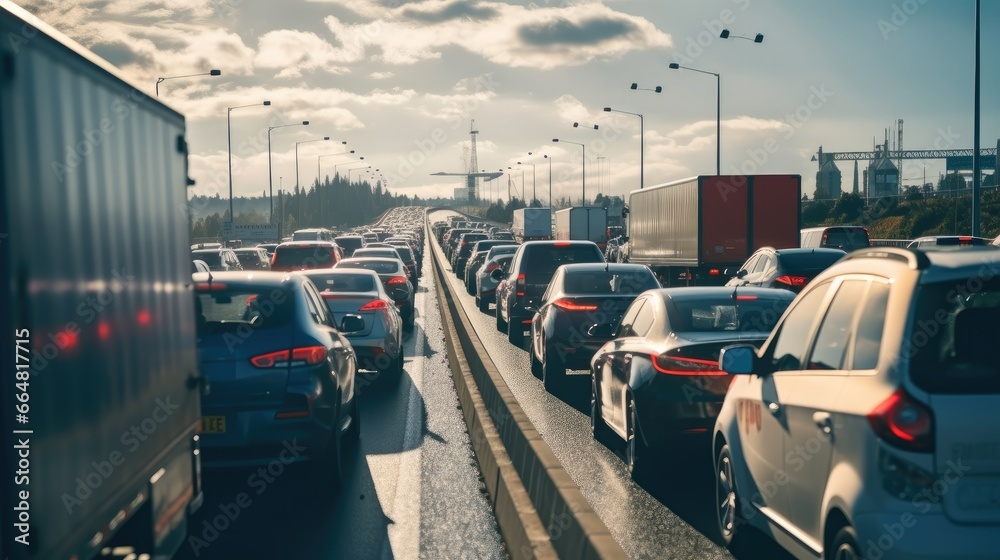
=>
[432,120,503,203]
[814,120,998,200]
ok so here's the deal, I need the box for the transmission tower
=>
[469,120,480,201]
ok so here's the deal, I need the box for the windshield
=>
[563,269,659,295]
[337,260,402,275]
[192,251,222,267]
[910,278,1000,394]
[667,296,792,333]
[523,245,604,278]
[195,286,294,334]
[302,273,376,293]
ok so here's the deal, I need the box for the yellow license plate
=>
[200,416,226,434]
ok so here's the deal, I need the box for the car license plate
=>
[200,415,226,434]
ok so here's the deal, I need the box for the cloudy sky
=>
[16,0,1000,203]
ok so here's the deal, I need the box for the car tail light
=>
[866,389,934,452]
[461,242,466,246]
[388,276,408,285]
[554,241,570,247]
[516,273,526,297]
[359,299,389,311]
[250,346,327,368]
[651,354,726,376]
[734,294,758,301]
[552,299,599,311]
[709,268,720,276]
[775,275,808,287]
[275,393,312,420]
[485,262,499,272]
[195,282,228,291]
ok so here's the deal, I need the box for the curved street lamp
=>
[268,120,309,223]
[669,62,721,175]
[605,107,644,190]
[228,100,271,225]
[295,136,330,224]
[553,138,587,205]
[720,29,764,43]
[156,69,220,96]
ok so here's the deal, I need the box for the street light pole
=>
[553,139,586,205]
[315,142,348,227]
[669,63,720,175]
[156,69,221,97]
[544,155,552,207]
[268,120,309,224]
[604,107,644,190]
[972,0,981,236]
[295,136,330,226]
[228,100,271,229]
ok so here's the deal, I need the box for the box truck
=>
[1,2,204,558]
[511,207,551,243]
[554,207,608,250]
[623,175,801,286]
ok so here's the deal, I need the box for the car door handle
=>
[813,411,833,435]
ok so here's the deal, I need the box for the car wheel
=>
[507,316,524,347]
[542,342,565,393]
[345,391,361,444]
[529,337,543,379]
[312,401,345,497]
[477,295,490,314]
[626,397,648,482]
[406,305,415,330]
[590,374,615,447]
[715,442,743,548]
[496,301,508,332]
[830,526,861,560]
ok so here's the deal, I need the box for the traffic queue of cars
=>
[188,208,427,498]
[435,212,1000,560]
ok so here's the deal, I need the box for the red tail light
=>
[775,275,808,287]
[735,295,758,301]
[552,299,599,311]
[250,346,327,368]
[866,389,934,452]
[554,241,571,247]
[485,262,499,272]
[516,273,526,297]
[195,282,228,291]
[359,299,389,311]
[651,354,726,376]
[461,242,466,246]
[709,268,720,276]
[387,276,408,285]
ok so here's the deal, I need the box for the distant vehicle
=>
[193,272,361,494]
[512,208,552,243]
[452,232,490,278]
[476,254,515,313]
[494,240,606,346]
[234,247,271,270]
[591,287,794,481]
[292,228,335,242]
[906,235,993,249]
[334,235,366,257]
[492,231,515,242]
[297,269,404,381]
[714,246,1000,559]
[530,263,660,393]
[554,207,609,251]
[191,247,244,271]
[625,175,801,286]
[800,225,871,252]
[443,228,474,260]
[465,242,518,294]
[335,257,415,330]
[725,247,846,292]
[361,232,380,244]
[1,4,203,556]
[270,241,341,272]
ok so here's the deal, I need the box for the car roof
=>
[192,248,231,254]
[656,287,797,302]
[192,271,298,287]
[772,247,847,256]
[294,268,380,278]
[276,240,337,247]
[558,263,653,273]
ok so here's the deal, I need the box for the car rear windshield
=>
[823,228,870,249]
[355,249,398,259]
[192,252,222,267]
[777,252,844,273]
[667,297,792,333]
[910,279,1000,394]
[195,286,294,333]
[273,246,336,268]
[335,237,364,250]
[563,269,659,295]
[304,273,375,293]
[338,261,401,275]
[523,245,604,277]
[394,248,413,262]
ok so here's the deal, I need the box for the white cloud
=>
[369,71,395,80]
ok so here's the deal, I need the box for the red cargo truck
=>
[623,175,801,286]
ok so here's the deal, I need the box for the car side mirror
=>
[490,268,504,281]
[587,323,615,338]
[391,288,409,302]
[340,314,366,333]
[736,269,748,279]
[719,344,757,375]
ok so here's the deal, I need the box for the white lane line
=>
[379,256,428,560]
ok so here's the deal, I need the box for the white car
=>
[713,246,1000,560]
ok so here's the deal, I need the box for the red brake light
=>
[651,354,726,376]
[461,242,466,246]
[775,275,808,287]
[250,346,326,368]
[359,299,389,311]
[866,389,934,452]
[554,241,571,247]
[196,282,228,291]
[735,295,758,301]
[516,273,526,297]
[552,298,599,311]
[709,268,720,276]
[388,276,408,285]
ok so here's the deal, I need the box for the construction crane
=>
[431,120,502,203]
